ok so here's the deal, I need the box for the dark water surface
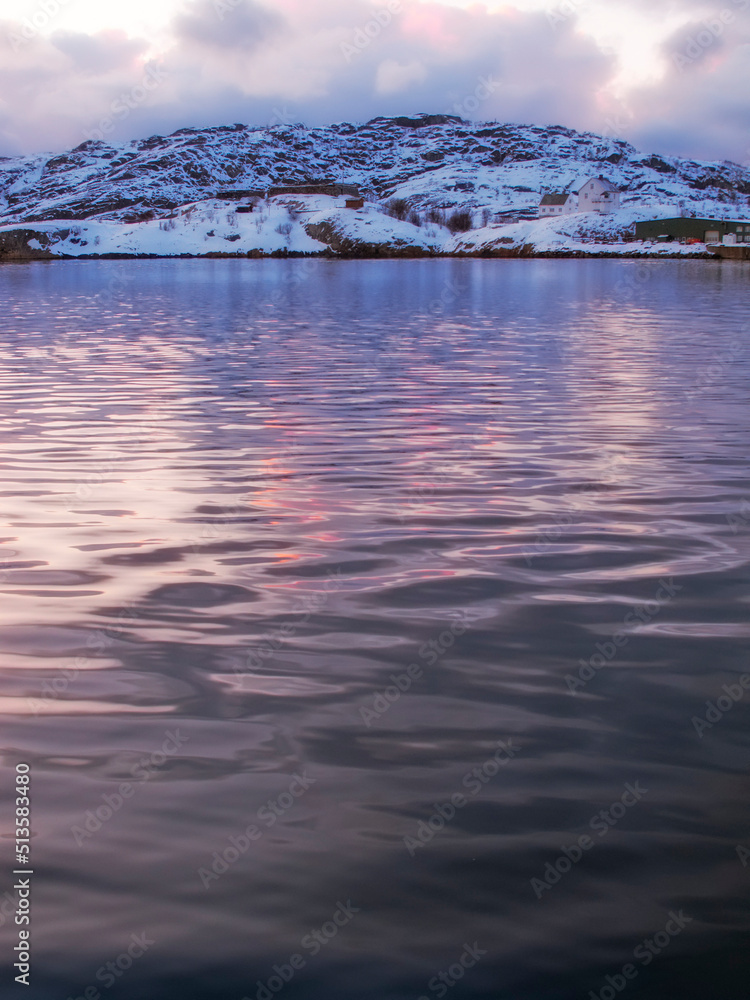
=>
[0,259,749,1000]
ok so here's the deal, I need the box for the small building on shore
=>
[267,182,361,198]
[538,192,576,218]
[216,183,362,202]
[216,189,265,201]
[575,177,621,214]
[635,218,750,244]
[538,176,621,218]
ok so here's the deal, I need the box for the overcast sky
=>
[1,0,748,163]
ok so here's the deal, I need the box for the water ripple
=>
[1,259,749,1000]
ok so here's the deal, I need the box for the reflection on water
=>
[0,259,749,1000]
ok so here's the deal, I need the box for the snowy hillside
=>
[0,196,446,258]
[1,113,748,257]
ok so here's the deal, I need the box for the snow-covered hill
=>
[1,114,748,258]
[0,196,446,258]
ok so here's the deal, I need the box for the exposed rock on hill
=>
[1,114,748,258]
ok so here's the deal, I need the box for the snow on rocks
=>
[0,199,327,258]
[1,112,748,259]
[304,203,444,256]
[2,115,748,232]
[448,207,713,257]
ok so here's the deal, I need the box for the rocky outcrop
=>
[304,218,433,257]
[2,115,749,229]
[0,228,70,260]
[1,113,747,261]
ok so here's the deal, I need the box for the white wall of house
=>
[538,178,621,218]
[538,197,577,218]
[576,178,621,214]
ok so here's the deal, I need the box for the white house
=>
[538,192,577,217]
[574,177,621,214]
[538,176,621,218]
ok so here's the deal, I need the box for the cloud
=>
[376,59,428,94]
[0,0,747,165]
[629,39,750,163]
[623,0,750,161]
[50,30,147,74]
[173,0,286,51]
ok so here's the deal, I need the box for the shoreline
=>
[0,213,734,263]
[0,248,722,262]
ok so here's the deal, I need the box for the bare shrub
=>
[385,198,409,221]
[446,210,473,233]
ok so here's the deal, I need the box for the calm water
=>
[0,259,749,1000]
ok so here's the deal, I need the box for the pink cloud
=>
[0,0,747,163]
